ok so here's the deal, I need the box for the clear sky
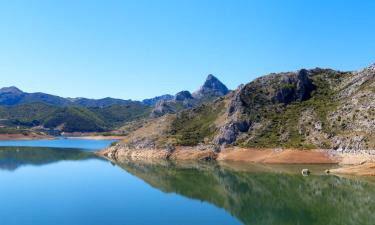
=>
[0,0,374,100]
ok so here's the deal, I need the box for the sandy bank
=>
[66,136,123,140]
[0,134,55,141]
[218,148,337,164]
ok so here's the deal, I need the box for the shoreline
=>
[0,134,55,141]
[97,146,375,176]
[0,134,122,141]
[65,135,123,140]
[97,146,340,164]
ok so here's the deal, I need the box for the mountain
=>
[149,74,229,118]
[0,86,23,94]
[0,86,137,107]
[67,97,134,108]
[0,86,71,106]
[192,74,229,99]
[113,63,375,152]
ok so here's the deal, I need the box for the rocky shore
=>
[97,144,375,176]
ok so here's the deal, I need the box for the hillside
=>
[114,63,375,152]
[0,102,151,133]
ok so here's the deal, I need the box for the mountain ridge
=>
[0,74,228,133]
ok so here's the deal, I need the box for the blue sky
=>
[0,0,374,100]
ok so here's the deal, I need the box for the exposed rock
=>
[193,74,229,99]
[214,69,319,146]
[149,75,229,118]
[174,90,193,101]
[150,100,176,118]
[142,94,174,106]
[214,85,250,145]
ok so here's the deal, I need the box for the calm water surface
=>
[0,140,374,225]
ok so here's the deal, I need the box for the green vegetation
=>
[0,127,31,135]
[110,141,119,147]
[0,102,151,133]
[242,71,346,149]
[90,103,151,127]
[170,101,225,146]
[43,107,106,132]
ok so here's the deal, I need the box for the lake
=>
[0,139,374,225]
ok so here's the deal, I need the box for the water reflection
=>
[113,159,375,225]
[0,146,99,171]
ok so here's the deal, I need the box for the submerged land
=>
[2,63,375,176]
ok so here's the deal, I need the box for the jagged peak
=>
[203,74,225,87]
[193,74,229,99]
[0,86,23,94]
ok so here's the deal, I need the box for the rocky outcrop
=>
[142,94,174,106]
[150,74,229,118]
[214,69,316,146]
[214,85,250,145]
[150,100,177,118]
[174,91,193,101]
[193,74,229,99]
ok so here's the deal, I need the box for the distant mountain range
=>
[0,86,134,107]
[0,74,229,133]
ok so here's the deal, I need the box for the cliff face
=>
[117,63,375,152]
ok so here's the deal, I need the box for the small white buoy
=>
[301,169,310,176]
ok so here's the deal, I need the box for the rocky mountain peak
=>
[175,91,193,101]
[0,86,23,94]
[203,74,229,92]
[193,74,229,99]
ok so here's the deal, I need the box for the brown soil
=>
[330,163,375,176]
[217,147,337,164]
[99,146,337,164]
[98,146,375,176]
[66,136,123,140]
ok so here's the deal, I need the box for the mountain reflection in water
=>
[113,159,375,225]
[0,146,99,171]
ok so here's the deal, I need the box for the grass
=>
[170,101,225,146]
[0,102,151,132]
